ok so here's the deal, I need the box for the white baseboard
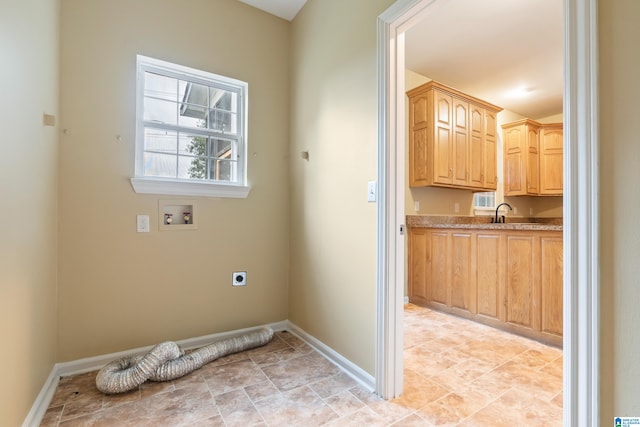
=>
[286,321,376,392]
[23,320,372,426]
[22,368,60,427]
[23,320,288,427]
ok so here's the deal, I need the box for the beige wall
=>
[289,0,395,375]
[0,0,59,424]
[405,70,563,218]
[57,0,290,361]
[599,0,640,421]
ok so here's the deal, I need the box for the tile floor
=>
[41,304,562,426]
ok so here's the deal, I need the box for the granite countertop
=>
[406,215,563,231]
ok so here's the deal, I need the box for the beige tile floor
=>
[41,304,562,426]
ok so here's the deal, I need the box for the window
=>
[474,192,496,209]
[131,55,250,198]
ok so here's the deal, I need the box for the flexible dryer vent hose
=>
[96,327,274,394]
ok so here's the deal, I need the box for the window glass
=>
[134,55,247,193]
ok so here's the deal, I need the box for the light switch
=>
[367,181,377,202]
[137,215,150,233]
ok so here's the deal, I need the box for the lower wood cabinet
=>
[408,227,563,347]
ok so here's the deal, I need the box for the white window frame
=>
[473,191,497,216]
[130,55,250,198]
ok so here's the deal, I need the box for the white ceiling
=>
[237,0,307,21]
[240,0,563,119]
[405,0,564,119]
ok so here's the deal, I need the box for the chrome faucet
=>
[492,202,513,223]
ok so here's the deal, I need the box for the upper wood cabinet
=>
[503,119,563,196]
[539,124,564,195]
[408,81,503,191]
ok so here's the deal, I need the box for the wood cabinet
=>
[408,81,503,191]
[503,119,563,196]
[408,226,563,346]
[539,124,564,195]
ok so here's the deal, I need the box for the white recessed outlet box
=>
[159,199,197,231]
[232,271,247,287]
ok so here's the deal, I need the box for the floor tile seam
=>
[248,372,285,404]
[317,384,368,419]
[450,385,517,426]
[204,381,225,419]
[239,385,270,427]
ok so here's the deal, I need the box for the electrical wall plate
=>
[232,271,247,286]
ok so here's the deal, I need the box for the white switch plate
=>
[136,215,150,233]
[367,181,377,202]
[414,201,420,212]
[454,202,460,213]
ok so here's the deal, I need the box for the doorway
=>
[375,0,600,425]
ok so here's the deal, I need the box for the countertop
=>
[406,215,563,231]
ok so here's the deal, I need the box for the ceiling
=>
[237,0,307,21]
[405,0,564,119]
[240,0,563,119]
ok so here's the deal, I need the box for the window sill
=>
[474,207,496,216]
[130,177,251,198]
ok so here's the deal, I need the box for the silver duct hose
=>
[96,328,274,394]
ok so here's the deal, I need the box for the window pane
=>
[212,138,235,159]
[180,81,208,107]
[144,128,177,154]
[144,152,176,178]
[210,110,237,133]
[178,106,207,129]
[178,155,207,180]
[209,159,236,182]
[144,97,177,125]
[210,89,235,110]
[144,72,177,101]
[179,133,207,157]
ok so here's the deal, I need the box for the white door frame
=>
[375,0,600,425]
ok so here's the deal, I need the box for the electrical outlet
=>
[454,203,460,213]
[414,201,420,212]
[232,271,247,287]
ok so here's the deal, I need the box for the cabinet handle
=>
[449,168,453,176]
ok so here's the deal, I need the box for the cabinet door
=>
[453,98,469,187]
[483,110,498,190]
[476,233,503,320]
[540,127,563,195]
[450,232,474,312]
[540,235,563,336]
[426,230,449,305]
[526,126,540,195]
[408,228,429,305]
[469,105,484,189]
[505,235,538,329]
[504,126,525,195]
[409,95,429,186]
[433,91,453,185]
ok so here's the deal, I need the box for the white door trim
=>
[375,1,600,425]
